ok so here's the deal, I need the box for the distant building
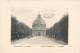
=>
[32,13,46,36]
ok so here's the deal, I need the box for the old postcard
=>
[0,0,80,53]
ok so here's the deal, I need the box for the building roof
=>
[33,13,46,25]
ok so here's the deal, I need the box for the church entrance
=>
[38,32,40,36]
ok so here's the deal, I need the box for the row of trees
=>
[46,14,68,43]
[11,15,32,41]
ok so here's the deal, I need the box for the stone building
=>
[32,13,46,36]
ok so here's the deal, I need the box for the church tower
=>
[32,13,46,36]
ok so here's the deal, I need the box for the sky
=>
[11,0,71,28]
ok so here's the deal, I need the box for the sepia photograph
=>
[11,1,68,45]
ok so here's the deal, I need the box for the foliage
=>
[11,15,32,40]
[46,14,68,43]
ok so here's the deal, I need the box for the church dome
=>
[33,14,46,25]
[32,13,46,36]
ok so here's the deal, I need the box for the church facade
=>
[32,14,46,36]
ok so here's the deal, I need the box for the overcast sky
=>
[11,0,71,28]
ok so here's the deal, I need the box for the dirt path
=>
[11,36,65,45]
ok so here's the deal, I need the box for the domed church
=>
[32,13,46,36]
